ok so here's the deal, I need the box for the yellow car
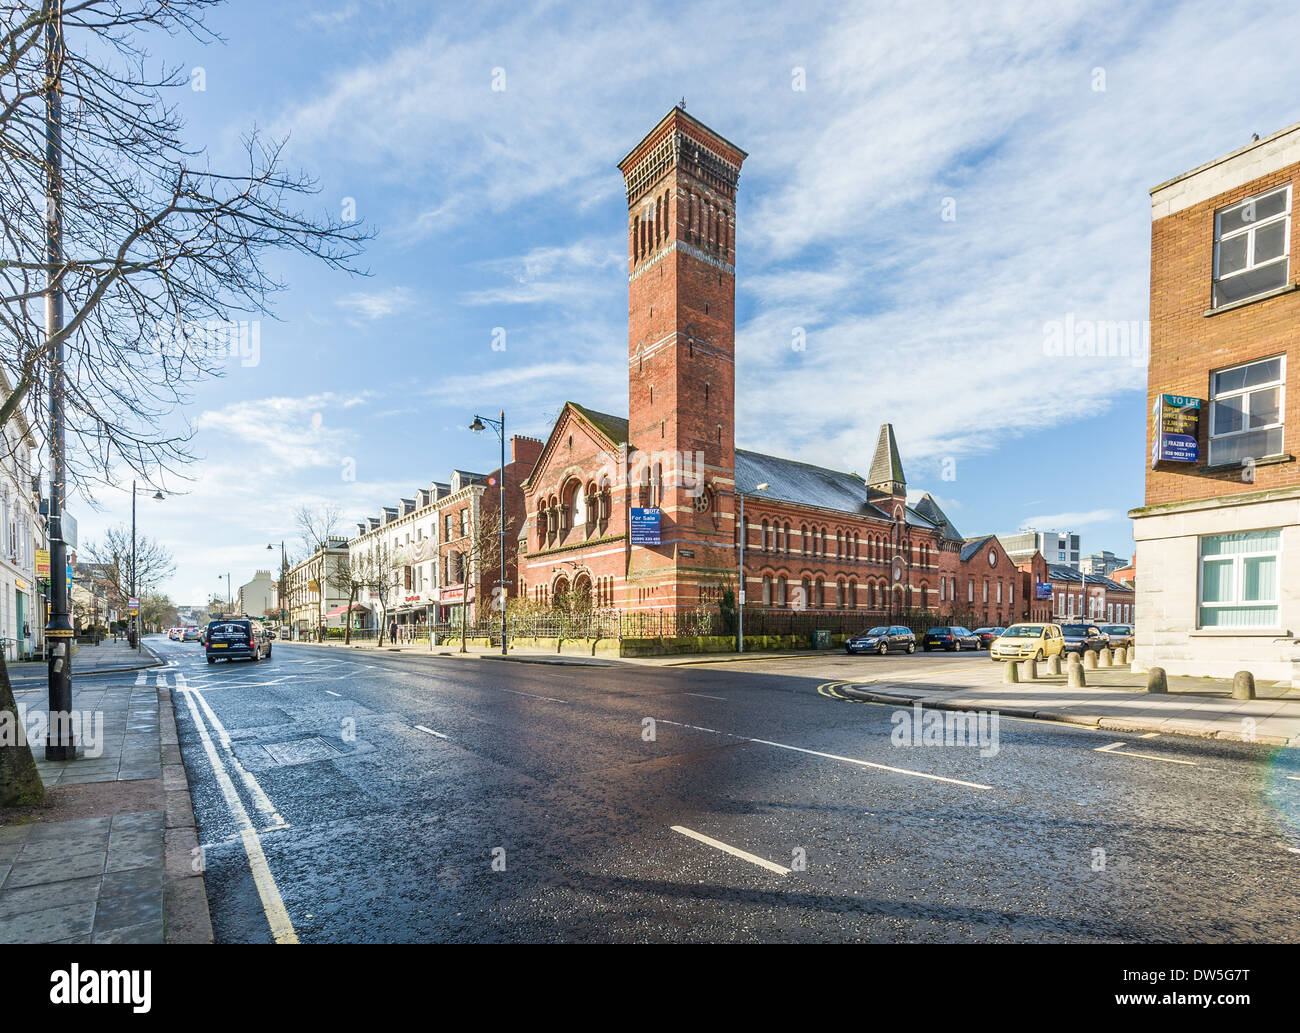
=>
[989,623,1065,663]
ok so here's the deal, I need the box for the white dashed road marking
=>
[657,719,992,790]
[415,725,448,739]
[671,825,790,876]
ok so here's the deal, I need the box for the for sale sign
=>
[630,507,661,546]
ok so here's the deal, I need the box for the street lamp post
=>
[43,1,75,759]
[129,481,164,652]
[736,482,769,653]
[469,411,508,656]
[218,573,231,612]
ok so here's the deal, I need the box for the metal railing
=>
[315,606,1006,645]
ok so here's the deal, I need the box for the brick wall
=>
[1146,162,1300,507]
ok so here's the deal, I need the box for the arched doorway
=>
[571,573,593,612]
[552,575,570,612]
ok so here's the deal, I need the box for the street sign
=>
[1151,393,1201,467]
[631,507,661,546]
[35,549,49,577]
[128,596,139,609]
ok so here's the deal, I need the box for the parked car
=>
[1101,624,1133,649]
[990,623,1066,663]
[922,626,981,651]
[182,626,202,642]
[204,618,271,663]
[1059,623,1108,656]
[971,626,1006,648]
[167,627,181,641]
[845,625,916,655]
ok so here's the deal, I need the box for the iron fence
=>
[309,606,1005,645]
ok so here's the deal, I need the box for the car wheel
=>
[877,643,888,656]
[906,641,915,654]
[923,644,932,652]
[953,641,961,652]
[1034,649,1044,662]
[207,656,215,664]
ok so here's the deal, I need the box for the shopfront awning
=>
[324,603,370,618]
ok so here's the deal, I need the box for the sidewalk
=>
[829,661,1300,747]
[7,638,163,682]
[0,655,212,944]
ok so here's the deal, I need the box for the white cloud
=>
[1019,509,1124,529]
[337,287,417,321]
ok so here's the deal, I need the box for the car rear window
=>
[208,622,249,637]
[1061,625,1089,635]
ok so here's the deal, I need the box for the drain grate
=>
[260,736,343,766]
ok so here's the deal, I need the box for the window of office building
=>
[1213,184,1290,308]
[1209,355,1285,466]
[1199,529,1280,628]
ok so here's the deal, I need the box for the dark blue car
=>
[922,626,980,651]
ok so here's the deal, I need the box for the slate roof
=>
[867,424,905,488]
[569,402,629,446]
[735,449,883,516]
[960,534,996,562]
[1046,563,1134,593]
[912,493,965,542]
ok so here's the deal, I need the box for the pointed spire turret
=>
[867,423,906,497]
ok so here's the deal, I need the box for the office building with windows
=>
[1131,121,1300,685]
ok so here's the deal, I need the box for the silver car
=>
[1101,624,1133,649]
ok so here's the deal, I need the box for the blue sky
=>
[71,0,1300,605]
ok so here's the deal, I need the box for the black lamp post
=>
[129,481,165,650]
[469,411,507,656]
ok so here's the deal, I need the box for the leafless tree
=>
[450,498,512,652]
[1,1,367,804]
[349,536,400,646]
[80,524,173,602]
[294,503,343,639]
[0,0,370,492]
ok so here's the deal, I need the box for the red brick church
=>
[516,107,1024,627]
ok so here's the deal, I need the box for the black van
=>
[205,618,271,663]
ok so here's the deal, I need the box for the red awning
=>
[324,603,369,618]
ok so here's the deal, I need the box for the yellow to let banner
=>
[35,549,50,577]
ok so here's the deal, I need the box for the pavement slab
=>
[0,651,213,944]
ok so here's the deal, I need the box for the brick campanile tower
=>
[618,106,747,610]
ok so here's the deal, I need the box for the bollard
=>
[1003,660,1020,684]
[1021,658,1038,681]
[1047,653,1062,676]
[1067,662,1087,688]
[1083,649,1098,670]
[1099,647,1112,667]
[1147,666,1167,694]
[1232,670,1256,701]
[1114,645,1127,665]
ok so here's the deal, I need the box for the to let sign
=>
[630,507,661,546]
[1151,394,1200,467]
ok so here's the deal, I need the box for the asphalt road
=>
[148,635,1300,943]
